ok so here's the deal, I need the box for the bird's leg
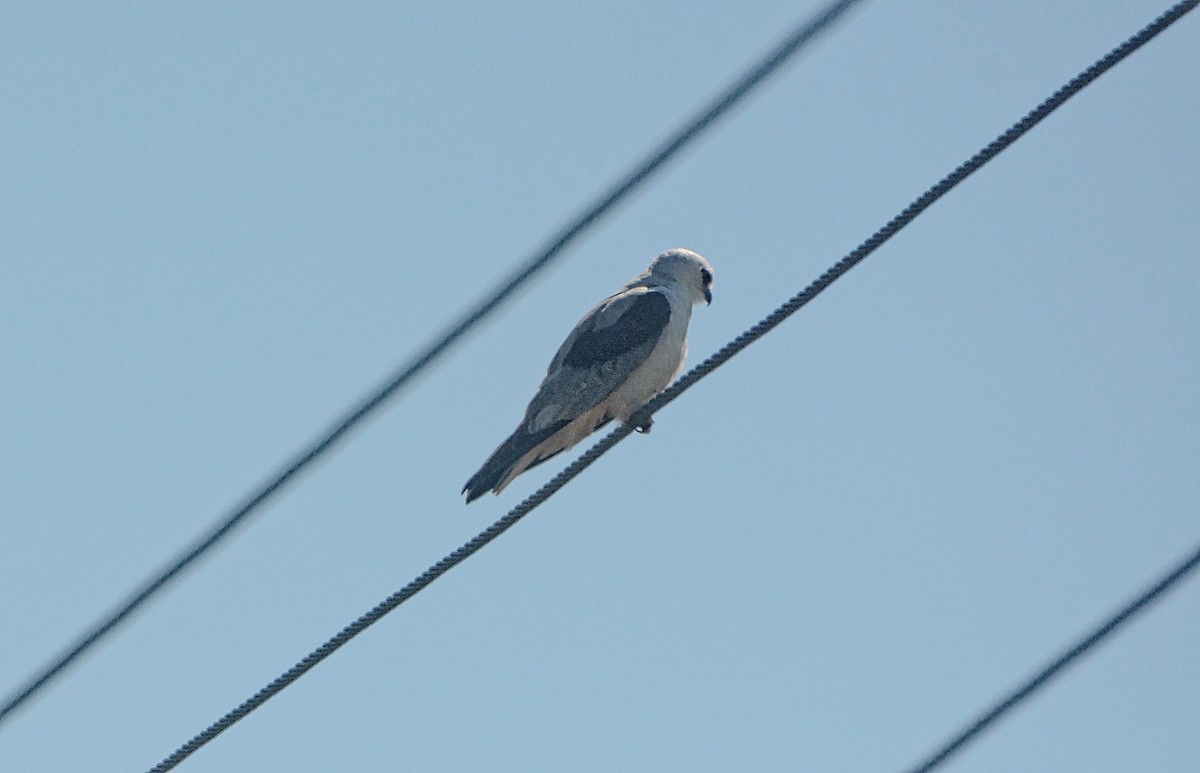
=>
[633,415,653,434]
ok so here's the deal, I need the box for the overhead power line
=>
[146,2,1199,770]
[0,0,866,726]
[904,540,1200,773]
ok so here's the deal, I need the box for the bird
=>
[462,247,714,503]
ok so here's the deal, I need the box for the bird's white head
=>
[647,248,714,306]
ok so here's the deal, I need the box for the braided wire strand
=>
[149,2,1198,770]
[636,0,1199,421]
[0,0,866,727]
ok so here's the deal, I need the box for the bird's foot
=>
[633,416,653,434]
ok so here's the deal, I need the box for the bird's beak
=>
[704,288,712,305]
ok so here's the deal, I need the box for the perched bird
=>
[463,248,714,503]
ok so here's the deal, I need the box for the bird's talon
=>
[634,417,653,434]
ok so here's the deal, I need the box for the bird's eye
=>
[700,268,713,286]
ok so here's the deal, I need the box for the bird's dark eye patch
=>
[700,268,713,286]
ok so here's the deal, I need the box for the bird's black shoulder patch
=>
[562,291,670,369]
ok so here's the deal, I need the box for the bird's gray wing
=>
[524,288,671,431]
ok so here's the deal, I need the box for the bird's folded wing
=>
[526,289,672,431]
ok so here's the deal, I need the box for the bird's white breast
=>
[606,287,693,422]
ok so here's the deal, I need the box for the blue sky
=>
[2,2,1198,771]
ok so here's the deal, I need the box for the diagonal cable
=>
[146,2,1198,769]
[903,540,1200,773]
[0,0,866,726]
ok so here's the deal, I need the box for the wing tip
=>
[462,422,568,505]
[462,482,488,504]
[462,459,508,505]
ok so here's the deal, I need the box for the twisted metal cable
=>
[147,3,1198,769]
[148,426,636,773]
[637,0,1200,416]
[0,0,866,727]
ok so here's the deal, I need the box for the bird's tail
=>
[462,420,569,503]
